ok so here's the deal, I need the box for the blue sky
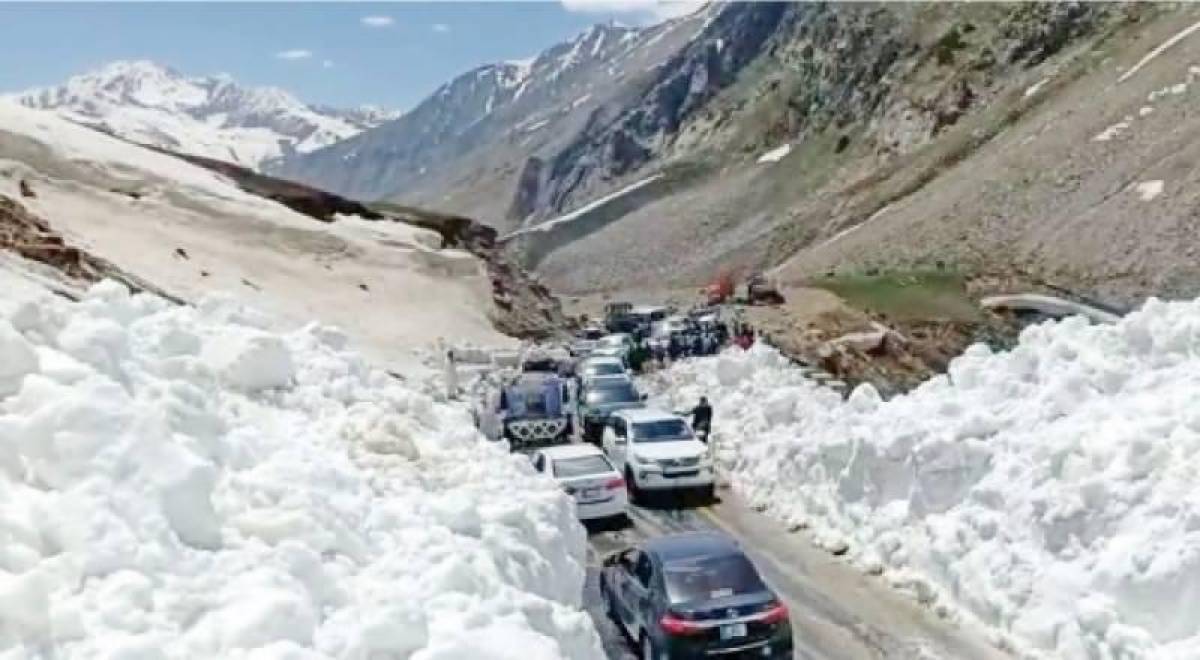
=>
[0,1,695,111]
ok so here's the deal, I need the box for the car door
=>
[610,549,639,632]
[626,551,656,638]
[603,417,629,469]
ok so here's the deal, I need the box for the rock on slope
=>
[0,98,525,370]
[12,60,397,169]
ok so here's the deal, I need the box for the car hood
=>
[629,439,708,460]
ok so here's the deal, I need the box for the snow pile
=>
[650,307,1200,659]
[0,281,601,658]
[756,143,791,164]
[0,99,512,369]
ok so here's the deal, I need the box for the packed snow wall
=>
[0,278,603,659]
[650,303,1200,659]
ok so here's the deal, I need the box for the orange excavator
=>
[705,269,735,305]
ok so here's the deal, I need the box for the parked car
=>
[570,339,598,359]
[600,532,793,659]
[629,305,670,331]
[578,356,627,383]
[530,444,627,522]
[577,378,646,443]
[570,326,607,358]
[605,302,636,334]
[601,408,714,501]
[595,333,634,363]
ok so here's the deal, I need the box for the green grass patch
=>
[810,270,982,322]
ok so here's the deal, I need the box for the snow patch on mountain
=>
[10,60,395,169]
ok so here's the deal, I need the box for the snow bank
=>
[0,100,513,369]
[649,308,1200,658]
[756,143,791,164]
[0,281,602,658]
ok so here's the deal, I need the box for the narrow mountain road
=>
[583,491,1009,660]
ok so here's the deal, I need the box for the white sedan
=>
[531,444,628,522]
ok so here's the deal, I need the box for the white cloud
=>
[361,15,394,28]
[560,0,704,21]
[431,23,450,33]
[275,49,313,61]
[322,60,334,69]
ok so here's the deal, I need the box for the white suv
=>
[601,408,715,501]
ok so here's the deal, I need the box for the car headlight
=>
[631,454,661,470]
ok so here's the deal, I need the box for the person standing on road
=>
[686,396,713,439]
[629,339,647,374]
[443,345,459,399]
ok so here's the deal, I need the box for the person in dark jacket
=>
[687,396,713,439]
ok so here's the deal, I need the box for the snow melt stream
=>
[649,304,1200,659]
[0,281,601,659]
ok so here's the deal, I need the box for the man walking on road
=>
[686,396,713,440]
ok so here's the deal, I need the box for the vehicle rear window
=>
[663,554,767,605]
[553,455,613,478]
[587,363,624,376]
[632,419,691,442]
[585,384,639,405]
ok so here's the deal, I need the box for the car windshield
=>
[663,553,767,605]
[632,419,692,442]
[585,362,624,376]
[553,454,612,478]
[599,336,626,347]
[585,384,639,405]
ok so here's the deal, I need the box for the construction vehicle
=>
[745,272,785,305]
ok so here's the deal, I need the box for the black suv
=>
[600,532,793,659]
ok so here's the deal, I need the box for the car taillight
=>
[760,601,789,625]
[605,477,625,490]
[659,612,704,636]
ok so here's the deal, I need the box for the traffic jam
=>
[469,301,794,659]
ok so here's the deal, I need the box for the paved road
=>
[583,491,1009,660]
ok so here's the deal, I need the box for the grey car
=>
[577,379,645,444]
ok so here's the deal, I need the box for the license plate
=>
[719,622,748,640]
[580,487,603,501]
[666,470,699,478]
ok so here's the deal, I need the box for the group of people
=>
[620,318,762,375]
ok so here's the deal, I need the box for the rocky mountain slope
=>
[12,60,397,169]
[271,13,717,223]
[502,1,1200,311]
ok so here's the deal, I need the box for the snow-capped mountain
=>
[11,60,396,169]
[271,17,711,211]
